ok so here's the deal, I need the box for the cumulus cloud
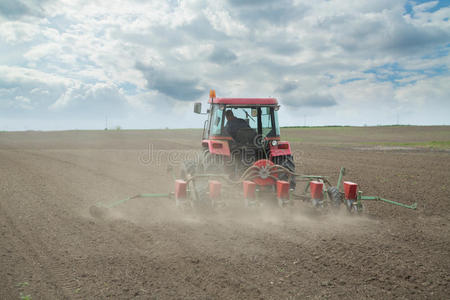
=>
[275,81,299,94]
[0,0,449,130]
[0,20,41,44]
[0,65,127,122]
[136,63,206,101]
[0,0,47,20]
[50,82,128,119]
[208,46,237,64]
[228,0,309,26]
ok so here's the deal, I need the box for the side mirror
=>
[194,102,202,114]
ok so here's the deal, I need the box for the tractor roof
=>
[209,98,278,105]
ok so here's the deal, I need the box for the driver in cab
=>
[224,110,250,141]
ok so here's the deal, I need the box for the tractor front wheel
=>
[273,155,296,189]
[202,150,225,174]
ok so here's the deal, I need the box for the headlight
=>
[271,140,278,146]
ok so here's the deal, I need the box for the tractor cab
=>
[194,90,294,183]
[195,90,280,145]
[204,99,280,143]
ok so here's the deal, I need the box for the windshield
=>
[226,107,257,130]
[210,106,278,138]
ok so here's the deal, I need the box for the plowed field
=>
[1,126,449,299]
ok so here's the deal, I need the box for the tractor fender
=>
[269,141,292,158]
[202,140,231,156]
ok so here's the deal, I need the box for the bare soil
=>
[1,127,449,299]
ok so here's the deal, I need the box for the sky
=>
[0,0,449,130]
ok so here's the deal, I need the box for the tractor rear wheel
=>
[202,150,225,174]
[274,155,296,189]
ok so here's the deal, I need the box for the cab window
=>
[261,107,273,137]
[210,105,223,136]
[273,109,280,136]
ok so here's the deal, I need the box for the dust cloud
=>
[94,195,376,240]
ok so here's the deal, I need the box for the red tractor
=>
[177,90,298,209]
[197,90,295,180]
